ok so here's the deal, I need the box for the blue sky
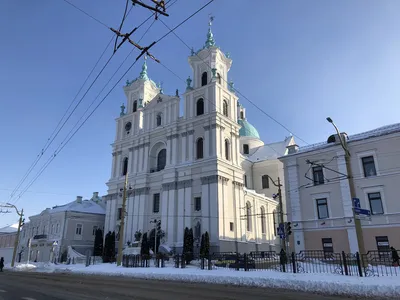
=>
[1,0,400,227]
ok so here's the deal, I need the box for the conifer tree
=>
[204,231,210,258]
[93,228,103,256]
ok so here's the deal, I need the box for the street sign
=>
[352,198,360,209]
[354,207,371,216]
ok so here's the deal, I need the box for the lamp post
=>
[326,117,366,255]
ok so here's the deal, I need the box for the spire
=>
[204,14,216,48]
[138,56,149,80]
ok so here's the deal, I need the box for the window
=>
[157,149,166,171]
[75,224,82,235]
[194,221,201,240]
[117,208,122,220]
[56,224,60,233]
[368,192,384,215]
[362,156,377,177]
[224,139,230,160]
[262,175,269,189]
[92,226,98,236]
[316,198,329,219]
[243,144,249,154]
[196,98,204,116]
[153,193,160,213]
[217,73,221,84]
[196,138,204,159]
[156,114,162,127]
[133,100,137,112]
[260,207,266,234]
[223,100,228,117]
[246,202,252,231]
[195,197,201,211]
[244,175,248,188]
[201,72,207,86]
[122,157,128,176]
[229,222,234,232]
[43,225,47,234]
[240,111,244,119]
[312,166,324,185]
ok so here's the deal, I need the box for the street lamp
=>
[326,117,366,255]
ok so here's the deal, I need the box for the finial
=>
[138,57,149,80]
[204,15,216,48]
[175,89,179,97]
[211,68,217,79]
[159,81,164,94]
[208,14,214,27]
[186,76,192,90]
[120,103,126,116]
[126,79,130,86]
[226,52,231,58]
[228,80,235,92]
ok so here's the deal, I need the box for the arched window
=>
[196,138,204,159]
[133,100,137,112]
[223,100,228,117]
[156,114,162,127]
[201,72,207,86]
[157,149,166,171]
[260,206,266,234]
[122,157,128,176]
[246,202,252,232]
[224,139,230,160]
[196,98,204,116]
[217,73,221,84]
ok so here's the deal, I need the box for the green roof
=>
[238,119,260,139]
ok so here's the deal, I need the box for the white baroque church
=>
[104,23,296,253]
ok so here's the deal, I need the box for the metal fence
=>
[190,250,400,277]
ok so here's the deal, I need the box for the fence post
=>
[342,251,348,276]
[201,257,204,270]
[291,252,296,273]
[208,255,212,270]
[181,254,186,268]
[244,253,249,271]
[356,252,363,277]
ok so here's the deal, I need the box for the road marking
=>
[21,298,36,300]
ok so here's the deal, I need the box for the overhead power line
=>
[11,0,211,205]
[61,0,111,29]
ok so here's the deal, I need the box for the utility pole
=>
[267,176,286,252]
[116,173,128,266]
[327,117,366,255]
[1,203,24,267]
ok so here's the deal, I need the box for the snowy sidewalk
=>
[9,262,400,298]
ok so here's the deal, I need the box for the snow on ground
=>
[9,261,400,298]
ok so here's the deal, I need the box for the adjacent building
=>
[18,192,105,262]
[0,224,18,263]
[103,23,291,254]
[280,123,400,253]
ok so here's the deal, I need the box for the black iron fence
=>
[190,250,400,277]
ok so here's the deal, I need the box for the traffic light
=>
[20,218,25,227]
[285,222,292,236]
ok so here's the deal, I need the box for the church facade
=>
[104,24,294,253]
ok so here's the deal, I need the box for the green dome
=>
[238,119,260,139]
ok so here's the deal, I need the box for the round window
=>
[125,122,132,131]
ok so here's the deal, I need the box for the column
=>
[137,141,143,173]
[115,151,122,178]
[218,179,224,239]
[109,198,117,233]
[204,126,210,157]
[184,185,192,231]
[133,193,140,230]
[168,189,176,244]
[141,140,146,172]
[137,191,146,233]
[204,86,209,113]
[188,130,194,161]
[166,135,172,166]
[161,188,169,235]
[181,132,187,162]
[172,135,178,165]
[143,141,149,172]
[189,93,194,118]
[164,105,168,125]
[177,187,185,248]
[209,178,218,244]
[211,125,217,157]
[111,152,117,178]
[201,177,210,235]
[219,126,224,158]
[134,144,139,173]
[128,148,133,174]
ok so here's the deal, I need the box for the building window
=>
[262,175,269,189]
[243,144,249,154]
[196,98,204,116]
[316,198,329,219]
[312,166,324,185]
[223,100,228,117]
[56,224,60,233]
[240,111,244,119]
[194,221,201,240]
[368,192,384,215]
[244,175,248,188]
[362,156,377,177]
[196,138,204,159]
[156,114,162,127]
[92,226,98,236]
[133,100,137,112]
[157,149,166,171]
[117,208,122,220]
[75,224,82,235]
[217,73,222,84]
[224,139,230,160]
[194,197,201,211]
[246,202,252,231]
[201,72,207,86]
[122,157,128,176]
[260,206,266,234]
[229,222,234,232]
[153,193,160,213]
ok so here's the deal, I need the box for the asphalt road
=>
[0,271,372,300]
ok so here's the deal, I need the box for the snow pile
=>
[14,263,37,271]
[19,263,400,298]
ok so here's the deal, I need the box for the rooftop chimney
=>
[287,144,299,154]
[76,196,83,203]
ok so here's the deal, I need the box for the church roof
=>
[248,136,295,162]
[125,58,159,90]
[238,119,260,139]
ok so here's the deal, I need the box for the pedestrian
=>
[0,257,4,272]
[391,247,399,266]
